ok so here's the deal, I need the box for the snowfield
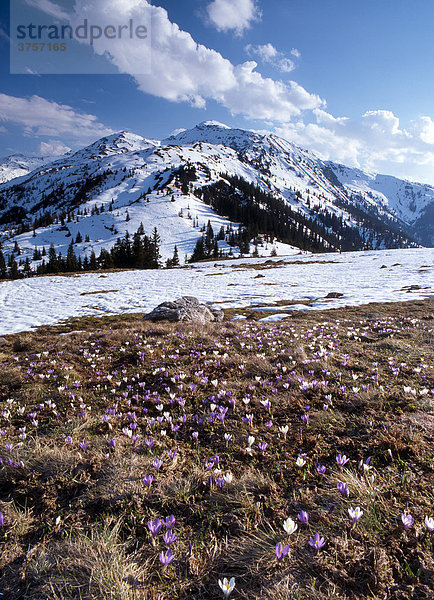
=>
[0,248,432,335]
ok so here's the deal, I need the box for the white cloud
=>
[38,140,71,157]
[245,43,297,73]
[221,62,323,120]
[58,1,323,122]
[0,93,114,144]
[206,0,261,35]
[275,109,434,183]
[411,116,434,144]
[362,110,400,135]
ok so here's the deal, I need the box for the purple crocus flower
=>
[348,507,363,523]
[164,515,176,529]
[108,438,116,448]
[163,530,177,545]
[147,518,162,537]
[301,414,309,425]
[336,453,350,466]
[336,481,349,497]
[0,512,3,527]
[316,464,326,475]
[215,476,225,488]
[159,548,174,566]
[297,510,309,524]
[152,458,163,471]
[401,513,414,531]
[79,440,89,452]
[275,542,290,560]
[308,533,325,551]
[258,442,268,452]
[143,475,154,487]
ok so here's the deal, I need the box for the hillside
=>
[0,298,432,599]
[0,122,432,278]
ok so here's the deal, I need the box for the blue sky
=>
[1,0,434,184]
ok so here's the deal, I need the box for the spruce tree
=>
[190,237,205,262]
[9,258,19,279]
[0,249,6,279]
[150,228,161,269]
[172,245,179,266]
[48,244,59,273]
[89,250,97,270]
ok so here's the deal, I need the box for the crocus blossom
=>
[425,516,434,532]
[336,453,350,466]
[283,517,297,535]
[298,510,309,524]
[348,507,363,523]
[218,577,235,598]
[401,513,414,531]
[159,548,174,566]
[275,542,290,560]
[147,518,162,537]
[308,533,325,551]
[337,482,349,497]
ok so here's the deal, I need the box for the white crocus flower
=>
[224,472,233,484]
[218,577,235,598]
[283,517,297,535]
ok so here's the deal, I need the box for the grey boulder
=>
[143,296,224,323]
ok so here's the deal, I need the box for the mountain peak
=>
[162,120,262,150]
[198,120,231,129]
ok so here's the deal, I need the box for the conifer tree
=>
[48,244,59,273]
[0,249,6,279]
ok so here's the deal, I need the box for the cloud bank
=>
[0,93,114,144]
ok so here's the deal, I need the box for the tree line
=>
[0,225,181,280]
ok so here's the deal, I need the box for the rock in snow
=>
[143,296,224,323]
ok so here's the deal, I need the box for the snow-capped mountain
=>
[0,154,59,184]
[325,162,433,243]
[0,121,432,274]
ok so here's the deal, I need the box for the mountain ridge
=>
[0,121,432,278]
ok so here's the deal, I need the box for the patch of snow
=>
[0,248,432,335]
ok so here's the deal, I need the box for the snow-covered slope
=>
[0,154,58,184]
[327,163,433,231]
[0,122,432,275]
[0,248,432,335]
